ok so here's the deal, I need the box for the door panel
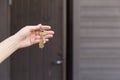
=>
[10,0,66,80]
[74,0,120,80]
[0,0,10,80]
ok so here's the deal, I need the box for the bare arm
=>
[0,24,54,63]
[0,35,20,63]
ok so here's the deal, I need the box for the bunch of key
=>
[39,29,46,48]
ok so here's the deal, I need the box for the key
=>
[39,30,45,48]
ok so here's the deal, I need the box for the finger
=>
[45,39,49,42]
[35,30,54,37]
[33,39,40,44]
[44,35,53,39]
[34,38,49,44]
[44,39,49,43]
[35,36,41,39]
[28,24,41,31]
[45,31,54,35]
[40,25,51,30]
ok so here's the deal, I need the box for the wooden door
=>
[74,0,120,80]
[10,0,66,80]
[0,0,10,80]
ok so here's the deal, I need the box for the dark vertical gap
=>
[67,0,73,80]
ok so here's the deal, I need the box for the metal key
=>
[39,30,45,48]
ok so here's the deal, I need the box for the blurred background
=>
[73,0,120,80]
[1,0,120,80]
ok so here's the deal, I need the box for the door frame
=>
[63,0,67,80]
[67,0,73,80]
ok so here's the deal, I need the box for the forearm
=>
[0,35,20,63]
[0,24,54,63]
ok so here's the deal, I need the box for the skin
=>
[0,24,54,63]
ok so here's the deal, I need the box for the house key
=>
[39,30,46,48]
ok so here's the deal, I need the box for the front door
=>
[10,0,66,80]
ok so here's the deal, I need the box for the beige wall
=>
[73,0,120,80]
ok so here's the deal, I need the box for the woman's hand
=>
[14,24,54,48]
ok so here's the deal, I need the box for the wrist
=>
[10,34,22,49]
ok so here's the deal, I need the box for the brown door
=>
[0,0,10,80]
[10,0,66,80]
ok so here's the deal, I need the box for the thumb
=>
[29,24,41,31]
